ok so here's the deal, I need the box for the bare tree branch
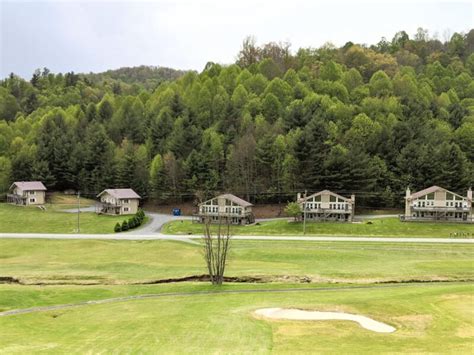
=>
[202,215,232,285]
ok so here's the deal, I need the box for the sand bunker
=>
[254,308,395,333]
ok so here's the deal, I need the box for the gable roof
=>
[410,186,465,200]
[299,190,352,202]
[10,181,47,191]
[200,193,253,207]
[97,188,141,199]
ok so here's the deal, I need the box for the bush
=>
[133,216,140,226]
[285,201,302,221]
[137,209,145,221]
[128,218,136,229]
[114,222,121,233]
[121,220,129,231]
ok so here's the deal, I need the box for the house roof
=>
[220,194,253,207]
[299,190,352,202]
[97,189,141,199]
[10,181,47,191]
[200,193,253,207]
[409,186,465,200]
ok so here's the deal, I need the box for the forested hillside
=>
[0,29,473,207]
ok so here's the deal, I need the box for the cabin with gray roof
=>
[7,181,47,205]
[403,186,473,223]
[96,188,141,215]
[296,190,355,222]
[195,193,255,225]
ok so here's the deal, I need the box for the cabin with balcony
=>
[296,190,355,222]
[96,188,141,215]
[402,186,473,223]
[195,194,255,225]
[7,181,47,206]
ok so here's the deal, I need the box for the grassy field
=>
[0,203,127,234]
[0,238,473,352]
[0,282,472,353]
[1,239,472,284]
[47,192,96,210]
[162,218,474,237]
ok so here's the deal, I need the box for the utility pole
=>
[77,191,80,233]
[303,189,307,235]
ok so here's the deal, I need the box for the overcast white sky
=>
[0,0,473,79]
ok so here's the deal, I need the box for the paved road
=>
[0,232,472,243]
[126,212,192,235]
[60,210,192,234]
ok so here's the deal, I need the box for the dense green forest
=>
[0,29,473,207]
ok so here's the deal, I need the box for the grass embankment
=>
[1,239,472,284]
[0,283,472,353]
[162,218,474,237]
[0,203,124,234]
[48,192,96,210]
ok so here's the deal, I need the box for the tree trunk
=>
[202,216,231,285]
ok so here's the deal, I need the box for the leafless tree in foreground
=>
[203,216,231,285]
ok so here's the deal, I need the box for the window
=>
[29,198,36,203]
[427,192,434,200]
[122,199,129,204]
[330,195,337,202]
[123,207,129,212]
[29,191,36,195]
[315,195,321,202]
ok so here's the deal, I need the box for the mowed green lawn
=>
[0,203,125,233]
[162,218,474,238]
[0,239,473,353]
[1,239,472,284]
[0,283,472,353]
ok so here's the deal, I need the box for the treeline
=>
[83,65,188,90]
[0,29,473,207]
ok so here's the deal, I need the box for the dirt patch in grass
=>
[456,325,474,338]
[0,276,20,284]
[2,274,473,286]
[392,314,433,333]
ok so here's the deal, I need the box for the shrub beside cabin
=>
[96,189,141,215]
[7,181,47,205]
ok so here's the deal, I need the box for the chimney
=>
[351,194,355,203]
[468,187,472,201]
[297,192,301,201]
[406,187,411,198]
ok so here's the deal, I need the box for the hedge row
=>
[114,209,146,232]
